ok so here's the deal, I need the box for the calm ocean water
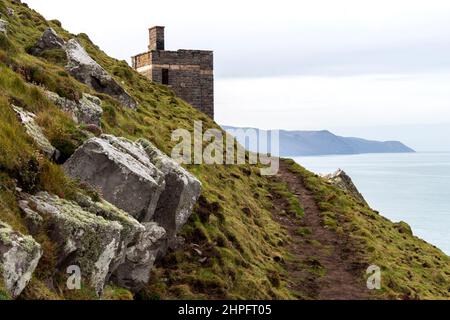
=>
[292,152,450,255]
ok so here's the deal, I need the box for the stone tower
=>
[132,26,214,119]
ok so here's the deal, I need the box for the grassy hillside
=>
[284,159,450,299]
[0,0,449,300]
[0,0,291,300]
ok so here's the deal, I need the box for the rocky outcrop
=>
[30,29,137,109]
[7,129,201,294]
[113,222,166,290]
[323,169,367,205]
[0,19,7,34]
[139,139,202,238]
[0,222,42,298]
[77,194,167,290]
[17,190,169,294]
[63,135,202,287]
[72,193,153,275]
[18,200,44,235]
[18,192,125,294]
[7,8,14,17]
[63,135,166,222]
[65,39,137,109]
[45,91,103,127]
[28,28,64,56]
[12,105,60,160]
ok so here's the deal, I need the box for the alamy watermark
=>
[66,265,81,290]
[171,121,280,176]
[366,265,381,290]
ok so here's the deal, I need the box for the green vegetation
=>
[284,159,450,299]
[269,180,304,219]
[295,227,312,237]
[0,0,291,300]
[0,0,449,300]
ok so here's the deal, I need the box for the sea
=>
[292,152,450,255]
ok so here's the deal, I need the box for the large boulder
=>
[45,91,103,127]
[139,139,202,238]
[28,28,65,56]
[29,29,137,109]
[18,192,124,294]
[113,222,166,291]
[65,39,137,109]
[18,191,169,294]
[63,136,166,222]
[12,105,60,160]
[323,169,368,205]
[0,222,42,298]
[62,135,202,290]
[72,193,146,274]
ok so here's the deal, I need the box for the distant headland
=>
[223,126,415,157]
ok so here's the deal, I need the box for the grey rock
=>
[7,8,14,16]
[18,192,123,295]
[0,221,42,298]
[113,222,166,291]
[139,139,202,238]
[29,28,65,56]
[61,134,202,290]
[64,39,137,109]
[11,105,60,160]
[63,136,166,222]
[45,91,103,126]
[323,169,368,205]
[0,19,7,35]
[18,200,44,235]
[72,193,145,275]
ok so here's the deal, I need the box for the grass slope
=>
[0,0,290,300]
[284,159,450,299]
[0,0,448,300]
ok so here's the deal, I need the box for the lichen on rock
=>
[138,138,202,238]
[73,192,146,272]
[62,134,202,290]
[113,222,166,291]
[11,105,60,160]
[28,28,64,56]
[63,135,166,222]
[18,192,124,295]
[45,90,103,127]
[64,39,137,109]
[29,28,137,110]
[0,221,42,298]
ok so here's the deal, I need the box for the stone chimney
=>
[149,26,165,51]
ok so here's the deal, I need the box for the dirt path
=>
[273,161,370,300]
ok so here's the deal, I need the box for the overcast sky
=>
[26,0,450,150]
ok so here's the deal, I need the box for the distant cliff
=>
[223,127,415,156]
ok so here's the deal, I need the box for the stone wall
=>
[132,27,214,119]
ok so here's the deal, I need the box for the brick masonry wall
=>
[132,49,214,119]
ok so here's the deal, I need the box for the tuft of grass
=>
[102,286,134,300]
[296,227,312,237]
[270,180,304,219]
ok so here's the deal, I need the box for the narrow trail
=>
[273,161,370,300]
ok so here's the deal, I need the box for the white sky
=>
[25,0,450,151]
